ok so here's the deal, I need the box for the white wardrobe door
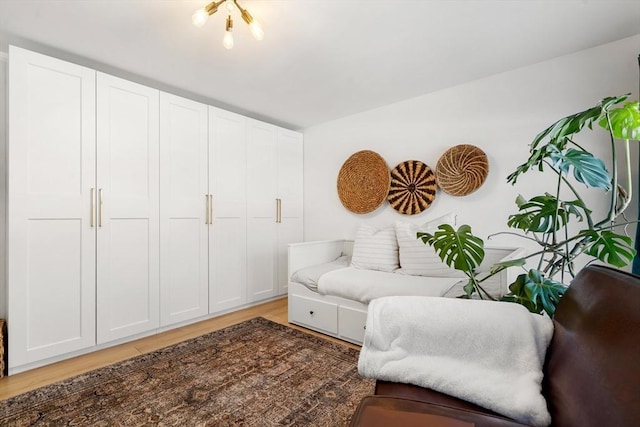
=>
[246,120,278,302]
[160,93,209,326]
[209,107,247,313]
[277,129,304,219]
[276,130,304,294]
[96,72,160,344]
[8,46,96,368]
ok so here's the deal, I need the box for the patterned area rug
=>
[0,317,374,426]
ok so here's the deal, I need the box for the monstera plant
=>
[419,95,640,316]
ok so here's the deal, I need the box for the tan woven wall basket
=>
[436,144,489,196]
[337,150,390,214]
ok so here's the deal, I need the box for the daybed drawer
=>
[339,306,368,344]
[290,295,338,334]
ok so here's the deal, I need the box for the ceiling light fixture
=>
[192,0,264,50]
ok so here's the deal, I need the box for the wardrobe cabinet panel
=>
[96,73,160,344]
[276,129,304,295]
[8,46,97,369]
[247,217,278,301]
[210,215,247,310]
[246,120,278,302]
[209,107,248,312]
[246,121,304,301]
[159,93,209,326]
[277,130,304,220]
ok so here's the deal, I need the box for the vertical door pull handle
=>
[98,189,103,227]
[205,195,210,224]
[209,194,214,224]
[275,198,282,223]
[90,188,95,228]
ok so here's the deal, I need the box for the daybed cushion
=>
[290,255,351,291]
[396,213,465,278]
[317,267,462,304]
[351,225,399,272]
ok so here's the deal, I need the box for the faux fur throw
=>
[358,296,554,427]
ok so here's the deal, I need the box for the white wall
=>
[303,36,640,271]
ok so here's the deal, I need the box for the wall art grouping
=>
[336,145,489,215]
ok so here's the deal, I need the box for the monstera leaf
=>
[548,147,611,190]
[582,229,636,267]
[507,94,629,184]
[507,194,586,233]
[417,224,484,273]
[489,257,526,275]
[598,101,640,140]
[502,270,567,317]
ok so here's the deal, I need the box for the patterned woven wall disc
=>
[337,150,391,214]
[387,160,437,215]
[436,144,489,196]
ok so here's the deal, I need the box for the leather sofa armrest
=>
[350,396,531,427]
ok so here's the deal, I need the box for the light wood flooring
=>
[0,297,359,401]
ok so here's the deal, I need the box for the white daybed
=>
[287,239,526,345]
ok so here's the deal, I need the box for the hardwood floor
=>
[0,297,359,401]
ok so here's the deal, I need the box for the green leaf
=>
[502,270,567,317]
[501,293,540,314]
[506,95,629,185]
[418,224,484,274]
[489,257,526,275]
[548,147,611,190]
[599,101,640,140]
[562,198,590,221]
[599,94,630,111]
[582,229,636,267]
[508,194,572,233]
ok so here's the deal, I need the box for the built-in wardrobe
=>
[6,46,303,374]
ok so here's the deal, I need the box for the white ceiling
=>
[0,0,639,130]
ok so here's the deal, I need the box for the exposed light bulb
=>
[223,31,234,49]
[223,15,234,49]
[192,8,209,27]
[237,7,264,41]
[225,0,235,13]
[249,21,264,40]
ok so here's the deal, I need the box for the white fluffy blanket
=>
[358,296,554,427]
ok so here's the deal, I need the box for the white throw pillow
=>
[351,225,399,272]
[396,213,466,277]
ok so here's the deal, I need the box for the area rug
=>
[0,317,374,426]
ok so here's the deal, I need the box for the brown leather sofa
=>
[350,265,640,427]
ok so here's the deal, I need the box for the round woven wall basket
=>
[436,144,489,196]
[387,160,437,215]
[337,150,390,214]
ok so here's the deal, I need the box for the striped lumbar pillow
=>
[350,224,399,272]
